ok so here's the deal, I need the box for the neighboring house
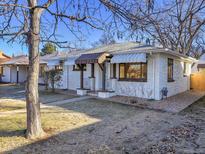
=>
[1,55,47,83]
[45,42,195,100]
[0,51,11,82]
[192,54,205,73]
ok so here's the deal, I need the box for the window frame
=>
[110,63,117,79]
[183,62,188,77]
[55,65,63,71]
[0,66,3,75]
[39,65,45,77]
[72,64,86,71]
[167,58,174,82]
[118,62,147,82]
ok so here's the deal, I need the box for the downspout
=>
[102,62,106,91]
[10,66,12,83]
[67,65,69,90]
[16,66,19,84]
[151,52,156,100]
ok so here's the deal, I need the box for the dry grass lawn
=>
[0,99,25,112]
[0,106,100,153]
[0,98,195,154]
[0,85,78,112]
[1,84,205,153]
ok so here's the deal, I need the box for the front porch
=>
[75,52,116,98]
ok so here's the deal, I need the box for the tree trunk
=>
[26,7,45,139]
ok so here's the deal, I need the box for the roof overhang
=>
[156,49,197,63]
[75,52,109,64]
[110,53,147,63]
[47,60,60,66]
[197,64,205,68]
[65,57,78,65]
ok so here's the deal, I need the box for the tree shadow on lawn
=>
[0,130,26,137]
[2,98,144,153]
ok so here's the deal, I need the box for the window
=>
[119,64,125,79]
[73,64,86,71]
[39,66,45,77]
[183,62,187,76]
[0,67,3,75]
[55,60,64,71]
[168,58,174,82]
[110,64,116,78]
[119,63,147,81]
[55,65,63,71]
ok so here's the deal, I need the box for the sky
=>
[0,0,164,56]
[0,1,116,56]
[0,29,104,56]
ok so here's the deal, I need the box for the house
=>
[1,42,196,100]
[0,51,11,82]
[41,50,84,89]
[1,55,47,83]
[56,42,196,100]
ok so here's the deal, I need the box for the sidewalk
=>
[107,90,205,113]
[0,96,92,117]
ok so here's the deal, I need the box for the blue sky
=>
[0,0,168,56]
[0,29,104,56]
[0,20,105,56]
[0,1,115,56]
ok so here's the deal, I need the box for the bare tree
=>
[0,0,104,139]
[91,24,116,47]
[100,0,205,57]
[0,0,160,139]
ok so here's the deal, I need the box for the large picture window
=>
[168,58,174,82]
[119,63,147,82]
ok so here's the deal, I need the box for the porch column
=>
[79,64,84,89]
[16,66,19,83]
[91,63,94,78]
[90,63,95,91]
[102,62,106,91]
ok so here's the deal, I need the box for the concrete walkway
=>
[0,96,92,117]
[151,91,205,112]
[43,96,92,106]
[107,90,205,113]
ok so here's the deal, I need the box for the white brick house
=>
[57,43,196,100]
[1,42,196,100]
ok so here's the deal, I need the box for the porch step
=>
[87,91,98,97]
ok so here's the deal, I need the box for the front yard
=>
[0,84,78,112]
[0,84,205,153]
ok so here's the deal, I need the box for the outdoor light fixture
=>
[17,66,19,71]
[106,54,113,62]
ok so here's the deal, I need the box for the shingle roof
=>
[0,51,11,64]
[83,42,141,55]
[41,49,84,61]
[42,42,196,62]
[3,55,47,65]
